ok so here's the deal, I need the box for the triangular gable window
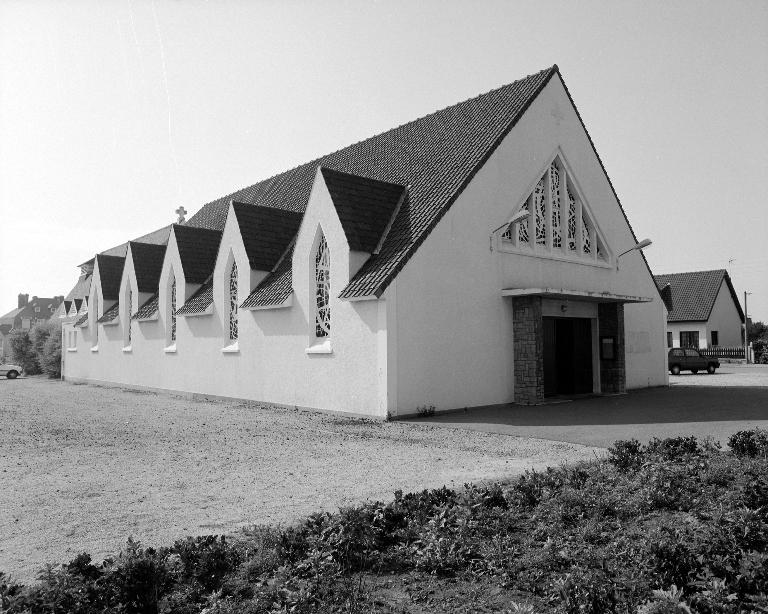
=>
[501,154,609,264]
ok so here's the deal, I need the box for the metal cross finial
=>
[175,206,187,224]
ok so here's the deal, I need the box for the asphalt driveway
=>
[411,365,768,448]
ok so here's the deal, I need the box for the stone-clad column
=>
[513,296,544,405]
[598,302,626,394]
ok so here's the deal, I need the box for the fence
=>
[697,346,745,359]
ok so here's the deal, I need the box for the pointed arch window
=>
[500,155,609,264]
[229,262,238,341]
[125,287,132,347]
[315,234,331,338]
[170,277,177,342]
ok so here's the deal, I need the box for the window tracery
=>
[499,155,609,264]
[315,235,331,338]
[170,278,176,342]
[229,263,238,341]
[126,288,132,345]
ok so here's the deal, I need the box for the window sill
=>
[221,341,239,354]
[90,346,98,353]
[305,339,332,354]
[66,348,77,353]
[164,344,177,354]
[122,346,132,353]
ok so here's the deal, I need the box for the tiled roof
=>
[73,298,83,312]
[320,167,407,253]
[0,307,23,324]
[173,225,223,284]
[241,244,294,309]
[96,254,126,301]
[185,66,558,298]
[130,242,167,293]
[96,301,120,324]
[100,225,172,258]
[232,201,303,271]
[65,273,92,301]
[74,312,89,327]
[654,270,744,323]
[133,293,159,320]
[176,277,213,316]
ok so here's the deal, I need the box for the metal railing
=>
[697,346,745,359]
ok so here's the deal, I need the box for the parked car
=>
[0,363,22,379]
[668,348,719,375]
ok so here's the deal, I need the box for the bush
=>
[33,320,62,379]
[729,428,768,458]
[608,438,644,471]
[8,330,39,374]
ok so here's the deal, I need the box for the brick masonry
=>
[513,296,544,405]
[598,302,626,394]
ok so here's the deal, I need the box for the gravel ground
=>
[0,377,597,583]
[669,363,768,387]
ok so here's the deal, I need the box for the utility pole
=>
[744,291,751,363]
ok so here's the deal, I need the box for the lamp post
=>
[616,238,652,270]
[744,291,752,363]
[489,209,531,251]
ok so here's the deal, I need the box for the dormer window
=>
[170,278,177,343]
[315,234,331,338]
[501,156,609,264]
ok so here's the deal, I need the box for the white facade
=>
[62,71,668,417]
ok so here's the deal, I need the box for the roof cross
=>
[175,206,187,224]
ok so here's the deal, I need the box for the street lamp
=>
[489,209,531,251]
[616,238,652,269]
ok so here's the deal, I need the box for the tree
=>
[40,332,62,378]
[8,330,40,374]
[748,320,767,343]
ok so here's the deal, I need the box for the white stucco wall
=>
[706,280,743,347]
[64,179,386,417]
[387,74,667,416]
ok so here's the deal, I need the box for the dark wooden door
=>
[543,317,594,396]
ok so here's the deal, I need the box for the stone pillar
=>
[598,302,626,394]
[513,296,544,405]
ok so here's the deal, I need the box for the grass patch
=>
[2,430,767,613]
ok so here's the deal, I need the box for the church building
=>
[62,66,668,417]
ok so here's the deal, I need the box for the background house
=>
[0,294,64,360]
[654,269,744,349]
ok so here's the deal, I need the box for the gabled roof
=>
[320,167,406,253]
[231,201,303,271]
[73,298,83,312]
[74,312,89,327]
[97,301,120,324]
[65,272,92,301]
[133,294,159,320]
[241,244,294,309]
[176,277,214,316]
[95,254,126,301]
[0,307,23,324]
[173,225,223,284]
[185,66,559,298]
[654,270,744,323]
[99,225,172,259]
[129,242,167,293]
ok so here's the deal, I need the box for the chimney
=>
[32,296,38,303]
[56,295,64,304]
[18,293,28,308]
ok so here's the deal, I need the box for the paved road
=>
[411,365,768,448]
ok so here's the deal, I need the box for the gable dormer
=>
[171,224,222,317]
[91,254,125,326]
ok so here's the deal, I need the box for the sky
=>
[1,0,766,322]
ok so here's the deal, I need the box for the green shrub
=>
[608,438,644,471]
[729,428,768,458]
[8,330,39,374]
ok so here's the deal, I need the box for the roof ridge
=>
[654,269,727,277]
[189,66,557,214]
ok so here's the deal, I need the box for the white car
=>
[0,363,22,379]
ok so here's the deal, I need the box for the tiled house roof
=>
[65,273,92,301]
[173,225,223,284]
[96,301,120,324]
[74,312,89,327]
[96,254,126,301]
[185,66,559,298]
[130,242,167,292]
[654,270,744,323]
[320,167,406,253]
[175,277,214,316]
[100,225,172,258]
[231,202,303,271]
[134,294,159,320]
[241,244,295,309]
